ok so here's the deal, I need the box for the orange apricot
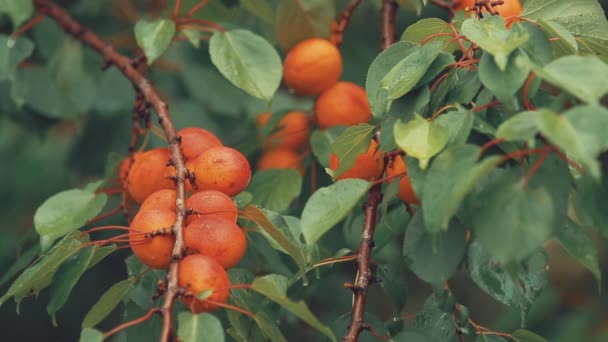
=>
[118,152,143,185]
[184,216,247,269]
[329,140,383,181]
[186,190,238,225]
[129,208,176,269]
[139,189,176,212]
[257,148,304,175]
[177,127,223,160]
[193,147,252,196]
[178,254,231,313]
[256,111,311,151]
[315,82,372,130]
[456,0,522,26]
[127,148,175,203]
[283,38,342,96]
[386,156,419,205]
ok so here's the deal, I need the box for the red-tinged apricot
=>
[456,0,522,26]
[177,127,223,160]
[329,140,383,181]
[257,148,304,175]
[129,208,176,269]
[193,147,252,196]
[315,82,372,129]
[283,38,342,96]
[186,190,238,225]
[139,189,176,212]
[386,156,419,205]
[178,254,231,313]
[119,152,143,185]
[256,111,311,151]
[184,216,247,269]
[127,148,175,203]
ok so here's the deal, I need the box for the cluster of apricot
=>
[120,127,251,312]
[455,0,522,26]
[270,37,419,205]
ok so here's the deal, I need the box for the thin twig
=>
[332,0,362,47]
[103,308,161,338]
[33,2,188,341]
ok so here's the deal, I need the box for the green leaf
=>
[310,126,346,168]
[556,220,601,287]
[573,176,608,239]
[123,255,164,309]
[251,274,336,342]
[377,264,408,313]
[82,277,137,328]
[241,0,274,24]
[471,171,553,263]
[243,206,307,277]
[393,331,429,342]
[394,114,449,170]
[210,29,282,101]
[401,18,459,53]
[0,0,33,28]
[519,22,553,66]
[0,232,83,307]
[275,0,335,50]
[512,329,548,342]
[134,19,176,64]
[535,55,608,104]
[248,169,302,213]
[537,19,578,57]
[0,243,39,287]
[422,145,500,233]
[330,123,375,178]
[403,212,468,285]
[476,334,507,342]
[479,49,530,103]
[446,69,482,105]
[0,35,34,81]
[496,111,539,142]
[461,17,529,71]
[435,107,474,146]
[177,312,225,342]
[414,296,457,342]
[182,28,201,48]
[47,246,97,325]
[301,179,370,245]
[380,87,430,152]
[34,184,107,251]
[78,328,103,342]
[467,242,548,319]
[254,311,288,342]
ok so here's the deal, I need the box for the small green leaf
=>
[248,169,302,213]
[573,176,608,239]
[255,312,288,342]
[330,123,375,178]
[512,329,548,342]
[310,126,347,168]
[435,107,474,146]
[301,179,370,245]
[401,18,459,53]
[0,35,34,81]
[210,29,282,101]
[556,220,601,287]
[134,19,176,64]
[34,183,107,251]
[275,0,334,50]
[251,274,336,342]
[182,28,201,48]
[78,328,103,342]
[82,277,137,328]
[177,312,225,342]
[479,49,530,103]
[394,114,449,169]
[496,111,540,142]
[0,0,34,28]
[537,19,578,57]
[377,264,408,313]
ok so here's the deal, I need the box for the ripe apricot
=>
[184,216,247,269]
[283,38,342,96]
[177,127,223,160]
[315,82,372,129]
[256,111,310,151]
[329,140,383,181]
[193,146,252,196]
[129,208,176,269]
[127,148,175,203]
[456,0,522,26]
[139,189,176,212]
[257,148,304,175]
[386,156,419,205]
[186,190,238,225]
[178,254,231,313]
[118,152,143,185]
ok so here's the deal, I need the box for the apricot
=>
[177,127,223,160]
[139,189,176,212]
[256,111,310,151]
[315,82,372,129]
[193,147,252,196]
[257,148,304,175]
[178,254,231,313]
[129,208,176,269]
[283,38,342,96]
[186,190,238,225]
[118,152,143,185]
[184,216,247,269]
[456,0,522,26]
[329,140,383,181]
[127,148,175,203]
[386,156,419,205]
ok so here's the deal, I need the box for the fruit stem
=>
[103,308,160,339]
[184,0,209,19]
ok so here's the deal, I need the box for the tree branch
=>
[33,1,188,341]
[380,0,398,50]
[332,0,362,47]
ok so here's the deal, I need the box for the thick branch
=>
[380,0,398,50]
[333,0,362,47]
[33,1,187,341]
